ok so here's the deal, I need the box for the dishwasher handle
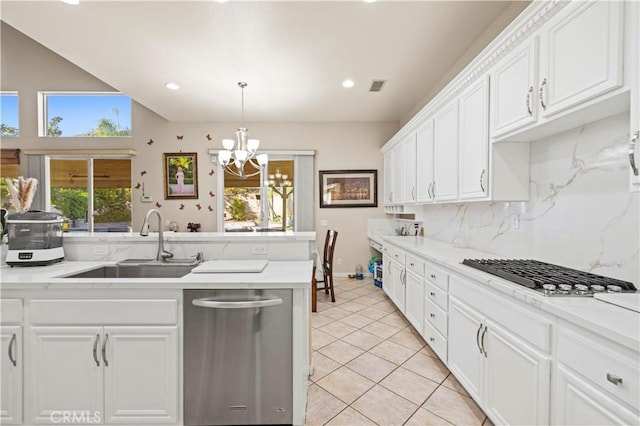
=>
[192,297,283,309]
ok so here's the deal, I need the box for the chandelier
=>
[218,82,267,179]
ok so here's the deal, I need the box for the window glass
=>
[0,93,19,137]
[43,93,131,137]
[0,164,20,212]
[223,171,262,232]
[49,157,132,232]
[267,160,294,231]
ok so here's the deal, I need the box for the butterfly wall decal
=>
[176,135,184,140]
[147,139,154,145]
[140,170,147,176]
[208,205,214,212]
[195,204,202,210]
[155,202,162,208]
[206,134,212,141]
[179,204,185,210]
[209,191,215,197]
[208,169,215,176]
[134,183,141,190]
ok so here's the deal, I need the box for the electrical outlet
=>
[512,213,520,230]
[336,258,342,265]
[252,245,267,255]
[140,195,153,203]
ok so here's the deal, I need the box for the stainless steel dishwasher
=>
[183,289,293,425]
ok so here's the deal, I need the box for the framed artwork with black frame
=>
[319,169,378,208]
[163,152,198,199]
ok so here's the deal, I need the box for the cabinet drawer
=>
[558,328,639,409]
[424,319,447,363]
[424,298,447,336]
[406,254,425,276]
[425,262,449,291]
[31,299,178,325]
[0,299,22,324]
[425,281,448,312]
[391,247,406,265]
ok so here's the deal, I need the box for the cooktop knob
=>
[574,284,589,295]
[558,284,572,294]
[606,285,622,293]
[542,284,556,295]
[591,284,605,292]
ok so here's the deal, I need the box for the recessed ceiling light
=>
[165,83,180,90]
[61,0,80,4]
[342,79,355,88]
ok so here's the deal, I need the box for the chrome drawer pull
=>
[430,313,435,318]
[193,297,283,309]
[630,131,639,176]
[430,292,436,297]
[476,323,483,355]
[606,373,623,386]
[539,78,547,110]
[102,333,109,367]
[429,337,435,343]
[526,86,533,116]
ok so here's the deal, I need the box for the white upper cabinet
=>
[630,1,640,192]
[383,150,393,205]
[538,1,624,119]
[416,119,435,203]
[490,37,538,138]
[401,133,417,204]
[433,99,459,202]
[392,144,403,205]
[459,76,490,200]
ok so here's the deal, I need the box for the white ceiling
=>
[1,1,521,123]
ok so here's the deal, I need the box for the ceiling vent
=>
[369,80,386,92]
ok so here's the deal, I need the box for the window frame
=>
[38,91,132,138]
[0,91,20,137]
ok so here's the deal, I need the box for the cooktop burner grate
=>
[461,259,636,296]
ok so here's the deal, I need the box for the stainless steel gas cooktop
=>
[461,259,637,297]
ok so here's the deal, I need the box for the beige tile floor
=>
[306,276,494,426]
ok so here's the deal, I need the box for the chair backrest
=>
[323,229,338,271]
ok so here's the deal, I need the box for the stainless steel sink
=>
[62,263,196,279]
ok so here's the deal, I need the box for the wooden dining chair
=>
[315,229,338,304]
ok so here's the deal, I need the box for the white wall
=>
[415,113,640,284]
[1,22,398,273]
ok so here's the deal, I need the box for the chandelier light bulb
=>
[218,150,231,166]
[222,139,235,150]
[247,139,260,152]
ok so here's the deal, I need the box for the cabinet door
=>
[103,326,178,424]
[383,150,393,205]
[28,326,103,425]
[404,271,424,334]
[459,76,489,200]
[447,298,483,401]
[555,365,639,425]
[433,99,459,201]
[490,37,538,138]
[630,1,640,192]
[382,255,393,299]
[390,261,405,312]
[416,119,435,203]
[401,133,417,203]
[392,144,403,204]
[484,321,551,426]
[0,326,22,425]
[538,0,624,118]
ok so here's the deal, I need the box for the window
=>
[1,151,20,212]
[214,151,314,232]
[1,92,19,137]
[39,92,132,137]
[47,156,132,232]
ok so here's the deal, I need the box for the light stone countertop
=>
[382,236,640,352]
[62,231,316,242]
[0,260,314,290]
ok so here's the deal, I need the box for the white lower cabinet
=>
[390,261,405,312]
[382,254,393,300]
[448,296,551,425]
[404,270,423,334]
[28,326,178,425]
[1,325,23,425]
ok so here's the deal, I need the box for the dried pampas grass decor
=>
[4,176,38,212]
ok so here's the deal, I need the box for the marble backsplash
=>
[415,113,640,284]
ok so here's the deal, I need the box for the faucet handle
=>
[160,250,174,260]
[192,252,204,263]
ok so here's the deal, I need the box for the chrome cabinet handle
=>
[401,270,406,286]
[432,182,436,198]
[8,333,17,367]
[476,323,483,355]
[430,274,436,280]
[481,326,488,358]
[429,337,435,343]
[480,169,485,192]
[410,262,414,267]
[430,291,436,297]
[102,333,109,367]
[427,182,433,199]
[539,78,547,110]
[193,297,283,309]
[411,186,416,200]
[93,334,100,367]
[430,313,436,318]
[526,86,533,116]
[606,373,623,386]
[630,131,639,176]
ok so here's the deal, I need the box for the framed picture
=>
[163,152,198,199]
[319,169,378,208]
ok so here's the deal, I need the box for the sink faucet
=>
[140,209,174,261]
